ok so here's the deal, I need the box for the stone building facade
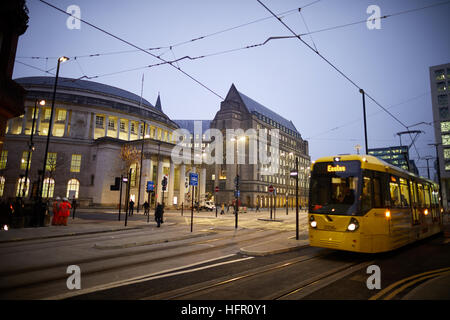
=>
[0,76,205,208]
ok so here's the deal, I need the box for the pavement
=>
[1,208,449,300]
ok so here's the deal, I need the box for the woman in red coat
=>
[60,198,72,226]
[52,197,61,226]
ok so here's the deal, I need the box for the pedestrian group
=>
[51,197,72,226]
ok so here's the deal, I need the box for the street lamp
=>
[290,156,299,240]
[37,56,69,224]
[22,99,45,197]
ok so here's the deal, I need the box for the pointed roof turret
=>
[155,92,162,111]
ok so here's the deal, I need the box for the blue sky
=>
[13,0,450,178]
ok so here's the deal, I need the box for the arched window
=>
[42,178,55,198]
[16,177,30,197]
[0,177,5,197]
[67,179,80,199]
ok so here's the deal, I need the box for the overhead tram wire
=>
[19,1,448,63]
[39,0,224,100]
[256,0,429,161]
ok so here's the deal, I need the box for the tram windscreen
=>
[309,161,361,216]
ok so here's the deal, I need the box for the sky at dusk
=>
[12,0,450,178]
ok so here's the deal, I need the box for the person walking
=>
[155,202,163,227]
[71,197,77,219]
[220,203,225,215]
[51,197,61,226]
[60,198,72,226]
[143,201,150,216]
[129,199,134,216]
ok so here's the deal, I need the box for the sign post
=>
[189,173,198,232]
[215,186,219,217]
[268,185,274,220]
[146,181,154,223]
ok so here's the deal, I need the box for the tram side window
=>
[361,176,372,213]
[399,178,410,208]
[424,184,431,207]
[373,177,382,207]
[389,176,401,207]
[417,184,424,207]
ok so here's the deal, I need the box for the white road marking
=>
[46,253,253,300]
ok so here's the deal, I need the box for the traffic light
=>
[234,174,240,190]
[162,176,168,191]
[110,177,120,191]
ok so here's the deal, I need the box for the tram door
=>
[409,181,420,225]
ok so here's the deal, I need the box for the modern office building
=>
[368,146,419,175]
[430,62,450,208]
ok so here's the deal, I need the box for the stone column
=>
[104,115,109,137]
[91,113,96,139]
[85,112,91,139]
[116,118,120,139]
[167,160,175,206]
[156,157,164,204]
[140,158,151,209]
[179,164,186,206]
[21,108,27,134]
[127,120,131,141]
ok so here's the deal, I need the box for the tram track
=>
[0,228,290,296]
[142,250,373,300]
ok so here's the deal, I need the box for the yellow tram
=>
[308,155,444,253]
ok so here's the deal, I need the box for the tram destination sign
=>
[313,160,361,175]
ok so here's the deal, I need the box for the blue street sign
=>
[147,181,154,192]
[235,190,240,198]
[189,173,199,186]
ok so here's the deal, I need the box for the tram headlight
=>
[347,218,359,232]
[310,215,317,228]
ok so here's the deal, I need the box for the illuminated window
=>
[130,163,137,187]
[0,150,7,169]
[0,176,5,197]
[157,128,162,140]
[67,179,80,199]
[16,177,30,197]
[95,115,104,128]
[435,69,445,81]
[108,119,115,130]
[120,120,126,132]
[70,154,82,172]
[57,109,66,122]
[437,82,447,92]
[42,178,55,198]
[446,162,450,171]
[443,134,450,145]
[46,152,57,171]
[20,151,31,170]
[441,121,450,133]
[43,108,51,121]
[444,149,450,159]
